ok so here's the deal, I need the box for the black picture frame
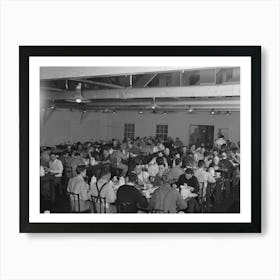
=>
[20,46,261,233]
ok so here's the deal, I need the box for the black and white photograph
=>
[3,0,279,279]
[40,66,241,215]
[20,46,260,232]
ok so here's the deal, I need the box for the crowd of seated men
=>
[40,134,240,213]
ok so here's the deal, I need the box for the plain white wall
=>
[40,109,240,146]
[0,1,279,280]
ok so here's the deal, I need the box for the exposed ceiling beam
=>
[40,66,238,80]
[41,84,240,100]
[41,86,65,92]
[44,104,240,111]
[69,78,124,89]
[133,73,158,87]
[44,99,240,110]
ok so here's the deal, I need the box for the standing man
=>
[48,153,64,196]
[220,152,234,199]
[194,160,216,210]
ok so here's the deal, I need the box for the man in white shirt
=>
[147,157,159,177]
[49,153,64,196]
[49,153,63,177]
[90,167,116,213]
[194,160,215,196]
[135,164,150,186]
[215,135,226,149]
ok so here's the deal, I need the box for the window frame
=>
[156,124,168,140]
[124,123,135,140]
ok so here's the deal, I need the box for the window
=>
[156,124,168,140]
[124,123,135,140]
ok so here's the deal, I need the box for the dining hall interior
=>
[40,66,240,214]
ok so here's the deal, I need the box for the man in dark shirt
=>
[177,168,200,194]
[163,137,174,151]
[174,137,183,148]
[100,148,112,164]
[220,152,234,177]
[176,168,200,212]
[220,152,234,198]
[116,172,148,213]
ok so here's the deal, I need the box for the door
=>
[189,125,214,148]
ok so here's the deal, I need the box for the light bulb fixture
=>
[163,111,167,115]
[76,98,82,103]
[49,99,55,110]
[76,83,82,90]
[188,106,193,113]
[82,109,86,113]
[50,99,55,110]
[139,110,143,114]
[151,105,156,110]
[210,109,215,115]
[112,110,116,114]
[225,111,230,116]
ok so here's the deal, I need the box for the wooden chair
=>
[67,191,92,213]
[90,195,107,213]
[198,182,207,213]
[116,201,133,213]
[67,191,80,213]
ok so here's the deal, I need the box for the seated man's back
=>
[90,168,116,212]
[149,175,187,213]
[116,173,148,213]
[149,185,187,213]
[116,185,148,213]
[67,166,90,212]
[91,178,116,211]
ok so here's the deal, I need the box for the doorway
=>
[189,125,214,148]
